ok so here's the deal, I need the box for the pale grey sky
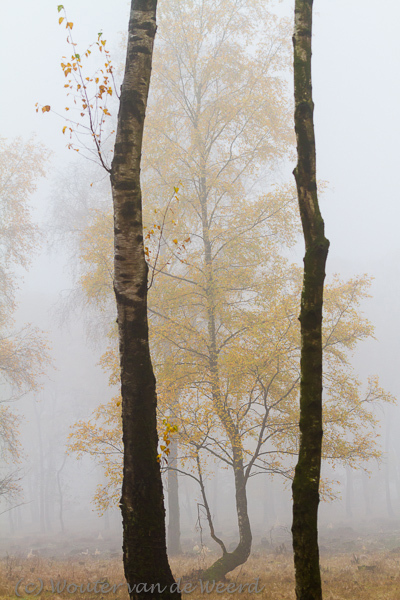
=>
[2,0,399,262]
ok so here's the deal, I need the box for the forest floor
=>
[0,550,399,599]
[1,521,400,598]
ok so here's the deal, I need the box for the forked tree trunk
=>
[110,1,179,597]
[196,177,252,582]
[199,460,252,582]
[291,1,330,600]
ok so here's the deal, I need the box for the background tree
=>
[0,136,51,506]
[291,1,330,599]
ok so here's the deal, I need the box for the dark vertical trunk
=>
[110,1,179,597]
[167,437,182,555]
[291,1,329,599]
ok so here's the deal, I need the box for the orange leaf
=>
[66,21,73,29]
[62,126,67,134]
[41,105,51,113]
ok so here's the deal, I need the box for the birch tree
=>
[109,0,179,596]
[291,1,330,598]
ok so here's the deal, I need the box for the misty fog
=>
[0,0,400,598]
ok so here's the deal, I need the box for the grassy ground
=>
[1,550,400,599]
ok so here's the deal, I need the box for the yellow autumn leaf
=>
[59,17,64,24]
[41,105,51,113]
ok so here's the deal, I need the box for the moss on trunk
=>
[291,1,329,599]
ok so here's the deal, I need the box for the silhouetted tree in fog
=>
[291,1,329,599]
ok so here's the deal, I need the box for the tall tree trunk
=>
[197,176,252,582]
[291,1,330,600]
[361,471,371,516]
[385,416,395,518]
[56,454,67,534]
[345,466,353,519]
[212,462,219,531]
[110,1,179,597]
[167,437,182,555]
[34,402,46,534]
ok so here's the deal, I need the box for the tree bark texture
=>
[291,1,329,600]
[110,1,179,598]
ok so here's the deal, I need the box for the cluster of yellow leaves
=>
[67,390,180,512]
[36,6,116,168]
[157,419,179,465]
[67,396,122,513]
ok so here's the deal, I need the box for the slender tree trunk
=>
[263,476,276,528]
[167,437,182,555]
[183,477,193,525]
[212,462,219,531]
[291,1,329,599]
[385,417,395,518]
[361,471,371,516]
[197,176,252,582]
[34,403,46,534]
[56,454,67,534]
[345,466,353,519]
[45,452,53,532]
[110,1,179,597]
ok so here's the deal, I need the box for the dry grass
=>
[0,551,399,599]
